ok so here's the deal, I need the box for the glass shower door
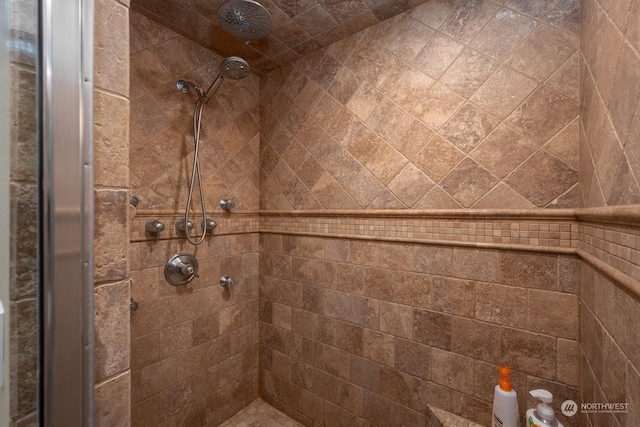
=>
[1,0,95,425]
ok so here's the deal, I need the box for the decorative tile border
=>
[260,210,579,250]
[131,207,640,300]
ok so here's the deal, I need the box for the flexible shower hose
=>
[184,97,208,245]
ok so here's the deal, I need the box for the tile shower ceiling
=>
[130,0,429,74]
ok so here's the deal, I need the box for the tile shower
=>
[83,0,640,427]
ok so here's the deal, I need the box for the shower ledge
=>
[428,405,485,427]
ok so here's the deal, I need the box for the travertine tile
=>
[94,190,128,283]
[545,119,580,170]
[430,348,475,393]
[379,301,413,338]
[470,65,538,120]
[439,103,499,153]
[413,134,465,182]
[411,0,457,29]
[506,0,563,19]
[95,0,129,96]
[546,52,580,102]
[506,150,578,207]
[508,24,578,82]
[387,17,434,62]
[440,48,499,98]
[95,372,131,427]
[471,8,537,60]
[346,81,384,120]
[506,85,578,145]
[413,309,452,349]
[431,277,474,318]
[386,67,435,111]
[95,280,130,381]
[412,82,465,130]
[472,183,536,209]
[501,252,557,290]
[546,0,580,35]
[451,317,501,363]
[528,290,578,339]
[387,163,434,207]
[470,124,537,178]
[452,248,499,282]
[440,158,499,207]
[501,328,556,379]
[363,392,395,426]
[413,32,465,79]
[395,337,430,380]
[475,283,527,328]
[364,143,408,185]
[440,0,500,44]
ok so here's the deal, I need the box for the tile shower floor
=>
[219,398,303,427]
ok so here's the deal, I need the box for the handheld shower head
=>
[203,56,250,102]
[219,56,250,80]
[218,0,272,41]
[177,57,250,103]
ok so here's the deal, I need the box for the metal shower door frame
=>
[40,0,95,424]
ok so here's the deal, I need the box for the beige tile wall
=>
[579,1,640,426]
[93,0,132,424]
[128,9,264,427]
[259,233,580,426]
[129,233,260,426]
[259,0,580,210]
[579,259,640,427]
[579,0,640,208]
[129,10,260,212]
[8,0,38,423]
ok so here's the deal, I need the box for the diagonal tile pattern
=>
[580,0,640,208]
[260,0,580,209]
[130,0,434,74]
[130,11,261,211]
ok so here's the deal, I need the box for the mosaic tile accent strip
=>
[130,210,260,241]
[260,212,579,249]
[580,221,640,284]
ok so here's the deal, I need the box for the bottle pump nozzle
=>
[499,365,512,392]
[530,389,555,421]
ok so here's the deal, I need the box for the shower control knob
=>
[219,199,235,210]
[202,219,217,231]
[165,253,199,286]
[219,276,235,288]
[179,263,195,276]
[145,220,165,234]
[175,219,194,233]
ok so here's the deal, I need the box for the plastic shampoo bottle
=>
[492,365,519,427]
[526,389,564,427]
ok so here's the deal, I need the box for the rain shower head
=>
[218,0,272,41]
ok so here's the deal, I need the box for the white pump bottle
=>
[526,389,564,427]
